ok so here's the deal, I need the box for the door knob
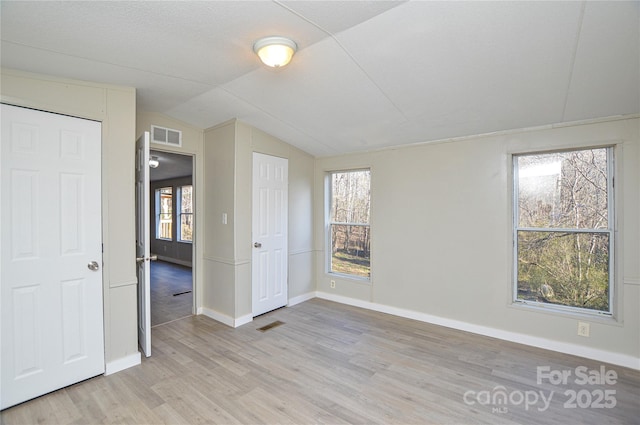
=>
[254,242,262,248]
[137,255,158,263]
[88,261,100,271]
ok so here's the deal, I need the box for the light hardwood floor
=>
[150,261,193,327]
[2,299,638,424]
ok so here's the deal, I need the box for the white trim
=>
[105,352,141,376]
[202,255,250,266]
[108,277,138,289]
[624,277,640,286]
[319,114,640,158]
[200,307,233,326]
[200,307,253,328]
[235,314,253,328]
[289,248,314,256]
[287,292,316,307]
[315,292,640,371]
[512,147,615,317]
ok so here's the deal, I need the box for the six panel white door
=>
[252,153,288,317]
[1,104,104,409]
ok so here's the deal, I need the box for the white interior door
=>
[1,104,104,409]
[252,153,288,317]
[135,132,151,357]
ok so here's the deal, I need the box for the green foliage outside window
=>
[329,170,371,279]
[515,148,612,313]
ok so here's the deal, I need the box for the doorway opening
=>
[149,149,195,327]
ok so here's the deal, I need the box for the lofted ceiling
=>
[1,1,638,157]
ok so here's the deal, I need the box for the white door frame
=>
[147,148,197,316]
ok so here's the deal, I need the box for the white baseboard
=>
[316,292,640,371]
[288,291,316,307]
[105,352,141,376]
[235,314,253,327]
[154,255,192,268]
[200,307,253,328]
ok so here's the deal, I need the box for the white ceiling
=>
[149,150,193,182]
[2,1,638,157]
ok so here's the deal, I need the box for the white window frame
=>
[326,169,371,281]
[155,186,173,241]
[512,146,615,317]
[177,185,193,243]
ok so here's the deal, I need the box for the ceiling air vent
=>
[151,125,182,147]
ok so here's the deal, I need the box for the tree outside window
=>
[156,187,172,240]
[514,147,613,314]
[179,185,193,242]
[329,170,371,279]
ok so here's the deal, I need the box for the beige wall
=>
[1,68,139,370]
[137,111,203,310]
[138,116,315,325]
[9,68,635,373]
[237,122,316,308]
[315,117,640,366]
[203,121,237,319]
[203,120,315,324]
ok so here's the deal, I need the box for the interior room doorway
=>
[149,150,195,327]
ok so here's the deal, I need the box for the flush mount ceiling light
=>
[149,155,159,168]
[253,36,297,68]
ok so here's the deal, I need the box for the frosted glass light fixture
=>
[253,36,297,68]
[149,156,159,168]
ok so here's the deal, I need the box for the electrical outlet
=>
[330,280,336,289]
[577,321,590,337]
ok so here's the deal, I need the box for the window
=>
[328,170,371,279]
[156,187,173,240]
[178,185,193,242]
[513,147,614,315]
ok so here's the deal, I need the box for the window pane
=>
[178,185,193,242]
[517,231,609,312]
[181,185,192,213]
[330,224,370,278]
[180,213,193,242]
[157,187,172,240]
[159,213,172,239]
[331,170,370,224]
[517,149,608,229]
[160,187,172,214]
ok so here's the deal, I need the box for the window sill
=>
[178,240,193,244]
[509,300,621,326]
[327,272,371,285]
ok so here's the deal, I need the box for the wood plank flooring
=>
[2,299,638,424]
[150,261,193,327]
